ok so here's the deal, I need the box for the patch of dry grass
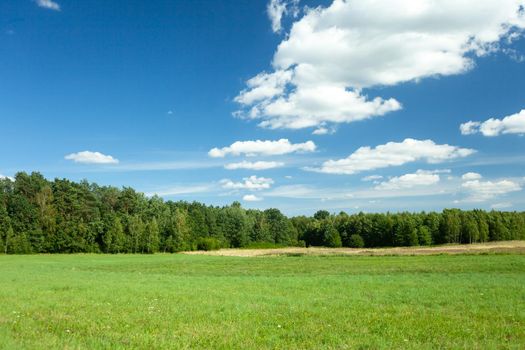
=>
[182,240,525,257]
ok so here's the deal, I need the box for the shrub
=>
[348,234,365,248]
[196,237,221,251]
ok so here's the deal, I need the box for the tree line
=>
[0,172,524,254]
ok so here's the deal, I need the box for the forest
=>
[0,172,524,254]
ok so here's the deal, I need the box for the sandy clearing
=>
[181,241,525,257]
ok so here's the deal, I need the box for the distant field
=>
[184,240,525,257]
[1,250,524,349]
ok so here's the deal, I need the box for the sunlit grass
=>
[1,254,524,349]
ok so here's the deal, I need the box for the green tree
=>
[264,208,295,245]
[348,234,365,248]
[103,216,125,253]
[417,225,432,246]
[462,213,479,244]
[440,209,462,244]
[164,208,191,252]
[145,218,160,253]
[220,205,249,248]
[313,210,330,221]
[127,215,145,253]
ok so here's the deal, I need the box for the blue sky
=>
[1,0,525,215]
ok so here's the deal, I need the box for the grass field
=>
[1,250,524,349]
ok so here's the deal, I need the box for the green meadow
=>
[1,253,524,349]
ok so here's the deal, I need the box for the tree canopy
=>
[0,172,524,254]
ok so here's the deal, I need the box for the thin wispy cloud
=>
[144,184,213,197]
[35,0,61,11]
[224,161,284,170]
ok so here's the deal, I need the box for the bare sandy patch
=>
[181,241,525,257]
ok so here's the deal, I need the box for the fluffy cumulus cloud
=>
[374,170,442,190]
[209,139,315,158]
[309,138,475,175]
[224,161,284,170]
[459,121,481,135]
[267,0,300,33]
[35,0,61,11]
[243,194,263,202]
[65,151,119,164]
[236,0,525,131]
[460,109,525,136]
[220,176,274,191]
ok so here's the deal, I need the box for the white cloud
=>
[265,184,320,199]
[104,160,220,172]
[145,185,212,197]
[268,0,287,33]
[267,0,299,33]
[209,139,316,158]
[312,126,336,135]
[35,0,60,11]
[491,202,513,209]
[462,172,482,181]
[460,109,525,136]
[0,174,14,181]
[236,0,525,131]
[220,176,274,191]
[461,179,522,202]
[308,138,475,175]
[238,83,401,130]
[235,70,293,105]
[362,175,383,182]
[375,170,441,190]
[224,161,284,170]
[460,121,482,135]
[243,194,263,202]
[265,182,454,201]
[65,151,119,164]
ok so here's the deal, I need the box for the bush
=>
[196,237,221,251]
[348,234,365,248]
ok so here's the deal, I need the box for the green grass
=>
[0,254,524,349]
